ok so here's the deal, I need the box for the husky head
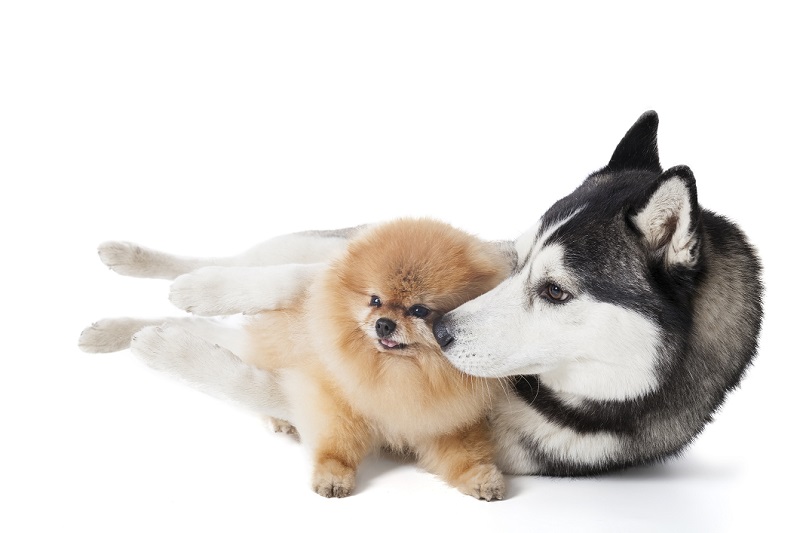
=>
[434,111,704,401]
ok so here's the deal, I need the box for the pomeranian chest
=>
[328,357,497,445]
[245,308,497,446]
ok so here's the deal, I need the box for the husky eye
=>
[408,304,430,318]
[369,295,382,307]
[541,283,572,304]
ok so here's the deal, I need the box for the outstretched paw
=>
[98,241,153,277]
[131,324,193,374]
[169,268,247,316]
[170,265,319,316]
[130,324,238,386]
[78,318,151,353]
[98,241,183,279]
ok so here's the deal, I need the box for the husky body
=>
[80,112,762,476]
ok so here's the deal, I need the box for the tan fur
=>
[243,218,510,499]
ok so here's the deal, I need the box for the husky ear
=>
[608,111,662,173]
[631,165,700,268]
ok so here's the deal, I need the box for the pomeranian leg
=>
[267,417,297,435]
[97,229,357,280]
[417,420,505,501]
[305,399,373,498]
[169,263,324,316]
[130,324,290,420]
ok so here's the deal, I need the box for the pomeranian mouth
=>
[379,339,408,350]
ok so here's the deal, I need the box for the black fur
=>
[510,112,763,475]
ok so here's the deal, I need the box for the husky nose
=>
[433,318,454,349]
[375,318,396,338]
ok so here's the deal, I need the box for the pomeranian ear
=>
[631,165,700,269]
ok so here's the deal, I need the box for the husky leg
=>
[168,263,324,316]
[98,227,363,280]
[79,316,288,417]
[78,317,165,353]
[78,315,250,354]
[130,323,289,420]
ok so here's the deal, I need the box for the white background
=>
[1,2,796,532]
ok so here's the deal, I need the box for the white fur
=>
[444,232,661,401]
[99,233,349,280]
[512,207,582,266]
[512,220,542,265]
[78,315,251,354]
[236,233,352,266]
[169,263,325,315]
[130,323,291,420]
[491,395,623,474]
[79,315,290,418]
[633,177,697,266]
[79,317,161,353]
[85,231,353,438]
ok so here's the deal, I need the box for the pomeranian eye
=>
[369,295,382,307]
[408,304,430,318]
[540,283,572,304]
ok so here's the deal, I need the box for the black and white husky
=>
[80,111,763,476]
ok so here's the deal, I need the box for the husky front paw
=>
[78,318,151,353]
[312,460,356,498]
[170,265,319,316]
[456,464,505,501]
[169,268,245,316]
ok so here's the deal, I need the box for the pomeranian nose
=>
[375,318,396,338]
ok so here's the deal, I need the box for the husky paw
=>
[169,268,247,316]
[131,324,247,388]
[312,460,356,498]
[456,464,505,501]
[98,241,181,279]
[98,241,151,276]
[78,318,147,353]
[130,324,221,383]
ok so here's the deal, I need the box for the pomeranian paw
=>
[78,318,143,353]
[268,417,298,435]
[457,464,505,501]
[312,461,356,498]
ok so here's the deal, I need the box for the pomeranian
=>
[246,218,510,499]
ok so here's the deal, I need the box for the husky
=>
[80,111,763,476]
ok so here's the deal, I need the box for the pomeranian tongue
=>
[380,339,399,348]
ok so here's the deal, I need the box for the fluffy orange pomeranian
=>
[245,218,511,499]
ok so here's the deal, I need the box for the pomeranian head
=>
[321,218,510,364]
